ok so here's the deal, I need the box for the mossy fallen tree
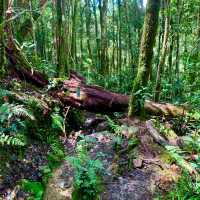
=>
[50,71,187,117]
[4,46,186,117]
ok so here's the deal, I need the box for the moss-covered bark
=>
[0,0,5,77]
[128,0,160,117]
[154,0,170,102]
[56,0,68,77]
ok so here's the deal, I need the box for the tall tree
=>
[125,0,134,69]
[85,0,93,63]
[154,0,170,102]
[92,0,100,69]
[99,0,108,74]
[71,0,78,67]
[56,0,68,76]
[128,0,161,116]
[0,0,5,76]
[117,0,122,75]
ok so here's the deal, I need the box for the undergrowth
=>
[156,173,200,200]
[66,135,104,200]
[0,86,66,200]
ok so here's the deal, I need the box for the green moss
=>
[128,0,160,117]
[159,150,175,164]
[64,90,70,96]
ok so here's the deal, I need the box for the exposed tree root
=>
[146,120,199,177]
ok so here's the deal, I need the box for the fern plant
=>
[66,136,104,200]
[106,115,122,135]
[0,132,25,146]
[21,179,44,200]
[0,102,34,146]
[51,107,65,133]
[157,173,200,200]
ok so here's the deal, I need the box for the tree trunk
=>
[92,0,100,69]
[5,40,48,87]
[0,0,5,76]
[175,0,183,85]
[99,0,108,75]
[128,0,161,116]
[154,0,170,102]
[85,0,93,63]
[117,0,122,76]
[71,0,78,67]
[56,0,68,76]
[125,0,134,69]
[4,0,48,86]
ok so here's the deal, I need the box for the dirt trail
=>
[44,115,181,200]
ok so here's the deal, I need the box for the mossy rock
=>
[44,162,73,200]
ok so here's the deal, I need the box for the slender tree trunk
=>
[56,0,63,75]
[125,0,134,69]
[154,0,170,102]
[155,0,165,78]
[92,0,100,69]
[168,15,173,89]
[29,0,37,56]
[117,0,122,76]
[99,0,108,75]
[111,0,115,73]
[128,0,161,117]
[55,0,68,77]
[0,0,5,76]
[85,0,93,63]
[71,0,78,67]
[175,0,183,82]
[80,8,84,70]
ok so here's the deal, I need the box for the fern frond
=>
[51,113,64,132]
[0,88,11,98]
[10,104,35,120]
[0,132,25,146]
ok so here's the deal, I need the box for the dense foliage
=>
[0,0,200,199]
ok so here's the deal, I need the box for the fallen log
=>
[4,40,186,117]
[51,71,187,117]
[5,53,186,117]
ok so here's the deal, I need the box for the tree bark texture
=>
[129,0,161,116]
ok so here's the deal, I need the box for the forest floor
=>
[0,76,199,200]
[0,111,182,200]
[44,113,182,200]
